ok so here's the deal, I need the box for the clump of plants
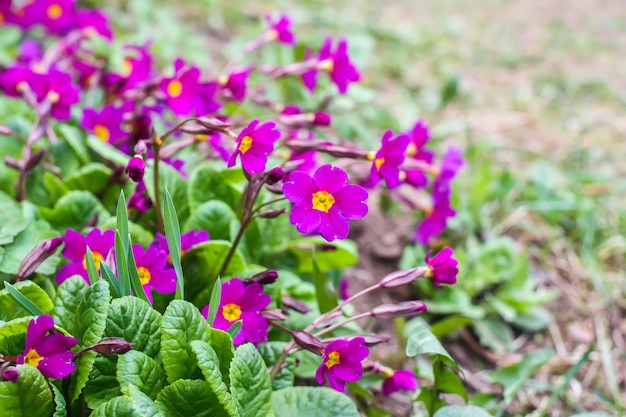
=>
[0,1,479,416]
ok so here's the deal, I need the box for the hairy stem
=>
[153,138,165,233]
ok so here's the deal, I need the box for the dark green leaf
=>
[188,165,241,212]
[0,365,54,417]
[229,343,273,417]
[259,341,295,391]
[155,379,233,417]
[65,163,113,193]
[272,387,360,417]
[184,200,235,241]
[40,191,110,231]
[117,351,167,400]
[190,340,238,415]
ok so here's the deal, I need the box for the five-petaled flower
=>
[202,278,271,345]
[316,337,369,392]
[228,119,281,175]
[368,130,410,189]
[132,244,177,304]
[56,228,115,285]
[412,184,455,245]
[382,369,418,396]
[266,14,295,45]
[302,38,360,94]
[425,247,459,288]
[17,315,77,379]
[283,164,368,242]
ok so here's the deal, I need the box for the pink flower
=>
[316,337,369,392]
[103,45,153,93]
[302,38,360,94]
[425,247,459,288]
[433,147,464,192]
[56,228,115,285]
[228,120,281,175]
[201,278,271,345]
[17,315,77,379]
[24,0,76,35]
[125,155,145,182]
[382,369,418,396]
[369,130,410,189]
[132,244,177,304]
[218,70,249,101]
[404,120,435,188]
[33,69,80,121]
[412,185,455,245]
[82,105,128,144]
[153,230,209,264]
[266,14,295,45]
[128,182,152,213]
[77,9,113,40]
[283,164,368,242]
[160,59,203,116]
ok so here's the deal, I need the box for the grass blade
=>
[206,277,222,327]
[115,231,130,296]
[3,282,45,316]
[116,191,130,255]
[163,188,184,299]
[100,262,121,298]
[126,242,150,304]
[84,247,99,286]
[226,321,242,340]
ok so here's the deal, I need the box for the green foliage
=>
[0,365,54,417]
[229,343,274,417]
[0,281,51,320]
[272,387,360,417]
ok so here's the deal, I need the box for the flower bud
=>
[266,167,285,185]
[425,248,459,288]
[379,267,428,288]
[17,237,63,280]
[244,269,279,286]
[283,295,311,314]
[293,330,324,355]
[371,301,427,319]
[261,308,288,321]
[257,208,286,219]
[133,140,149,155]
[125,155,145,182]
[90,338,134,355]
[313,112,331,126]
[0,363,20,383]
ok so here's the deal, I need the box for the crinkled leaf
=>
[155,379,232,417]
[0,281,53,321]
[117,351,167,400]
[83,355,121,409]
[0,317,29,355]
[0,365,54,417]
[91,385,162,417]
[272,387,360,417]
[208,328,234,386]
[161,300,211,383]
[104,296,162,356]
[65,163,113,193]
[0,220,58,275]
[51,384,67,417]
[229,343,274,417]
[188,165,241,212]
[259,341,295,390]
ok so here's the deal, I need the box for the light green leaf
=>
[91,385,162,417]
[0,281,52,321]
[0,190,27,245]
[229,343,274,417]
[155,379,233,417]
[65,163,113,193]
[163,189,184,300]
[87,135,130,167]
[405,318,459,369]
[433,360,467,400]
[104,296,162,356]
[40,191,110,231]
[161,300,211,383]
[312,250,338,314]
[0,365,54,417]
[272,387,360,417]
[208,328,235,386]
[290,238,358,273]
[433,405,494,417]
[83,356,121,409]
[51,384,67,417]
[258,341,295,390]
[188,165,241,212]
[0,221,58,275]
[58,124,89,164]
[0,317,30,356]
[117,351,167,400]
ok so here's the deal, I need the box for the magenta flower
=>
[154,229,209,263]
[302,38,360,94]
[160,59,203,116]
[283,164,368,242]
[0,66,40,98]
[24,0,76,35]
[228,120,281,175]
[34,69,80,121]
[201,278,271,345]
[81,105,128,144]
[369,130,410,189]
[266,14,295,45]
[194,81,221,116]
[0,363,20,383]
[316,337,369,392]
[132,244,177,304]
[218,70,249,101]
[425,247,459,288]
[17,40,43,66]
[17,315,77,379]
[405,120,436,188]
[412,185,455,245]
[76,9,113,40]
[433,147,464,192]
[382,369,418,396]
[56,228,115,285]
[104,46,153,92]
[339,278,349,300]
[128,182,152,213]
[126,155,145,182]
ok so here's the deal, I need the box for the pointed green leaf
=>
[406,318,459,369]
[84,247,99,286]
[0,365,54,417]
[164,188,184,300]
[117,351,167,400]
[125,241,150,303]
[155,379,232,417]
[272,387,360,417]
[206,277,222,327]
[100,262,121,298]
[1,281,49,319]
[115,231,131,296]
[229,343,273,417]
[208,328,235,386]
[116,191,130,255]
[145,162,189,222]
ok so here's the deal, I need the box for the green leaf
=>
[51,384,67,417]
[163,189,184,300]
[0,317,30,355]
[0,281,51,320]
[83,356,121,409]
[125,240,150,304]
[115,231,131,297]
[42,172,70,206]
[487,347,555,403]
[145,162,189,223]
[84,247,99,286]
[40,191,110,231]
[182,241,246,308]
[272,387,360,417]
[405,318,459,369]
[117,351,167,400]
[312,250,338,314]
[65,163,113,193]
[184,200,236,241]
[433,360,467,401]
[116,192,130,255]
[290,238,358,273]
[0,221,58,275]
[430,316,474,338]
[0,365,54,417]
[0,191,27,245]
[229,343,274,417]
[91,385,162,417]
[226,321,242,340]
[208,328,235,386]
[206,277,222,327]
[104,296,162,357]
[155,379,233,417]
[190,340,238,416]
[161,300,211,383]
[433,405,494,417]
[473,318,514,353]
[258,342,295,390]
[86,134,131,166]
[100,262,121,298]
[58,124,89,163]
[188,165,241,212]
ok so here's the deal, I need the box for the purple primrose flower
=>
[382,369,418,396]
[369,130,410,189]
[316,337,369,392]
[56,228,115,285]
[266,14,295,45]
[218,69,249,101]
[412,185,455,245]
[153,229,209,264]
[132,244,177,304]
[17,315,77,379]
[81,105,128,144]
[283,164,368,242]
[77,9,113,40]
[125,155,145,182]
[302,38,360,94]
[404,120,436,188]
[228,120,281,175]
[425,247,459,288]
[160,59,203,116]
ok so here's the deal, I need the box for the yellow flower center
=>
[47,91,60,103]
[16,81,27,93]
[325,351,340,369]
[47,4,62,20]
[312,191,335,213]
[23,348,43,368]
[218,75,229,86]
[239,135,253,154]
[0,12,5,24]
[167,80,183,98]
[424,265,434,278]
[222,303,242,322]
[94,124,110,142]
[318,59,334,72]
[406,143,417,157]
[375,157,386,171]
[137,267,151,285]
[82,251,104,270]
[121,59,133,77]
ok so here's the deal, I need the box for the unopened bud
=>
[293,330,324,355]
[371,301,427,319]
[314,309,345,328]
[257,208,286,219]
[379,267,428,288]
[196,116,232,130]
[0,362,19,383]
[266,167,285,185]
[244,269,279,286]
[133,140,149,155]
[17,237,63,280]
[283,295,311,314]
[125,155,145,183]
[313,112,331,126]
[261,309,288,321]
[91,338,134,355]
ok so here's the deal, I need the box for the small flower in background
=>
[202,278,271,345]
[17,315,77,379]
[131,244,177,304]
[368,130,410,189]
[425,247,459,288]
[56,228,115,285]
[0,66,39,98]
[125,155,145,182]
[128,181,153,213]
[17,237,63,280]
[404,120,436,188]
[283,164,368,242]
[76,8,113,40]
[0,362,20,383]
[81,105,128,144]
[35,69,80,121]
[412,185,455,245]
[228,119,281,175]
[432,147,465,192]
[104,45,153,92]
[218,69,249,101]
[153,229,209,263]
[265,14,295,45]
[160,59,202,116]
[24,0,76,35]
[316,337,369,392]
[381,369,418,396]
[302,38,360,94]
[339,278,350,300]
[17,39,43,65]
